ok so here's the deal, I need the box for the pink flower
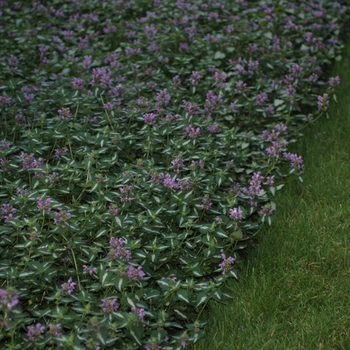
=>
[185,124,200,138]
[61,278,76,295]
[101,298,119,313]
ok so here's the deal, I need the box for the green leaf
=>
[215,228,228,238]
[177,289,190,303]
[95,228,107,238]
[174,309,188,320]
[196,293,209,308]
[114,276,128,292]
[214,51,226,60]
[274,99,284,107]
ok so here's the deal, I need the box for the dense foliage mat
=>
[0,0,348,349]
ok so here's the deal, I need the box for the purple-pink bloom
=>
[266,141,283,158]
[171,155,185,174]
[229,208,243,221]
[73,77,85,90]
[226,159,234,169]
[144,23,157,41]
[61,278,76,295]
[176,177,192,191]
[317,93,329,111]
[204,90,223,112]
[163,173,177,189]
[119,185,132,202]
[130,307,146,320]
[90,68,113,88]
[83,265,97,276]
[283,152,304,174]
[0,287,19,310]
[20,152,43,169]
[143,113,157,126]
[1,203,16,223]
[189,71,201,85]
[15,112,27,126]
[101,298,119,313]
[17,188,28,197]
[155,88,170,112]
[109,237,132,261]
[48,323,62,337]
[260,205,274,216]
[214,71,227,88]
[234,80,247,94]
[54,147,68,160]
[185,124,200,138]
[255,92,268,106]
[108,204,119,216]
[0,140,11,150]
[171,75,181,88]
[328,76,340,91]
[54,208,71,228]
[207,123,220,133]
[275,124,287,133]
[37,197,52,213]
[0,95,11,108]
[158,55,169,64]
[178,333,189,348]
[201,196,212,210]
[219,253,236,274]
[127,265,146,280]
[266,176,275,186]
[27,323,45,342]
[145,339,162,350]
[58,107,72,121]
[178,42,189,52]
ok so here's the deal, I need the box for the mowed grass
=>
[191,38,350,350]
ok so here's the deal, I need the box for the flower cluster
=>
[27,323,45,342]
[54,208,71,228]
[144,113,157,126]
[83,265,97,276]
[54,147,68,160]
[218,253,236,275]
[0,287,19,310]
[48,323,62,337]
[229,208,243,222]
[20,152,43,169]
[317,93,329,111]
[1,203,16,223]
[189,71,201,85]
[283,152,305,174]
[0,140,11,150]
[61,278,76,296]
[119,185,132,202]
[101,298,119,313]
[108,204,119,216]
[171,154,185,174]
[58,107,72,121]
[328,76,340,92]
[207,123,220,133]
[185,124,201,138]
[109,237,132,261]
[126,265,146,280]
[37,197,52,213]
[129,307,146,320]
[201,196,213,211]
[241,172,264,206]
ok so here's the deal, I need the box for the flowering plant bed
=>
[0,0,348,349]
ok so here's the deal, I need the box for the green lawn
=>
[192,36,350,350]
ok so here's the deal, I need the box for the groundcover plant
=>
[0,0,348,348]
